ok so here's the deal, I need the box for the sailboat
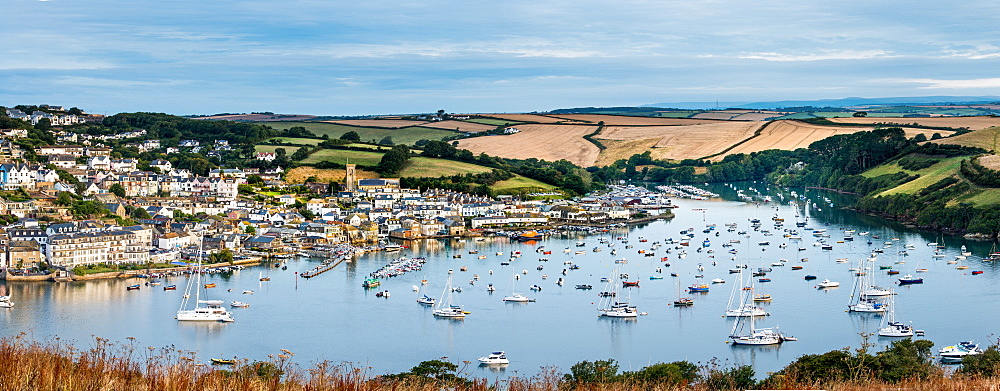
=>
[877,292,914,337]
[597,268,637,318]
[729,284,788,345]
[860,256,892,297]
[503,265,535,302]
[432,275,467,318]
[848,264,886,313]
[725,269,767,317]
[673,279,693,307]
[177,233,235,322]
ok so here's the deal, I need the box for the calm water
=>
[3,182,998,379]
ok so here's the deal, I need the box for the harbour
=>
[0,181,997,377]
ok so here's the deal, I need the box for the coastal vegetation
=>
[4,333,1000,391]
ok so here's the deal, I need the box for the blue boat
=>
[898,275,923,285]
[804,275,817,280]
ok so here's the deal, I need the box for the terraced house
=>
[46,230,151,268]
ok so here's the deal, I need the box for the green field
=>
[467,118,523,126]
[300,149,385,166]
[654,111,699,118]
[860,162,913,178]
[264,137,325,145]
[265,122,457,146]
[490,176,559,195]
[400,157,494,177]
[774,112,817,120]
[878,157,965,196]
[961,188,1000,206]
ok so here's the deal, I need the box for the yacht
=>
[0,295,13,308]
[939,341,984,363]
[416,294,436,305]
[878,293,915,337]
[477,351,509,365]
[177,234,235,323]
[432,275,467,318]
[815,279,840,289]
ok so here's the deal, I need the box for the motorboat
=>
[126,285,140,291]
[815,279,839,288]
[478,351,509,365]
[503,293,536,303]
[711,278,725,284]
[753,294,772,302]
[939,341,984,363]
[416,295,436,305]
[898,275,923,284]
[0,296,13,308]
[230,301,250,308]
[575,284,593,290]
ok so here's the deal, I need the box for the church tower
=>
[345,163,357,191]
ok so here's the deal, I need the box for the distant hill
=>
[641,96,1000,110]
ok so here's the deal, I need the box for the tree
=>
[55,191,74,206]
[378,136,394,146]
[247,175,264,185]
[291,146,311,161]
[437,109,445,118]
[340,131,361,141]
[130,207,151,219]
[35,118,52,130]
[563,359,619,383]
[853,111,868,117]
[109,183,126,198]
[245,225,256,234]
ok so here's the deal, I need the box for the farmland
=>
[322,119,430,128]
[829,116,1000,130]
[266,122,457,145]
[548,114,724,126]
[399,157,493,177]
[418,120,497,133]
[455,124,601,166]
[299,149,385,166]
[927,126,1000,150]
[284,166,379,184]
[483,114,577,123]
[719,121,865,159]
[597,121,763,161]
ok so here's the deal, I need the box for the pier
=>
[301,257,347,279]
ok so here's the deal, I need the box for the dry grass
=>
[284,166,379,184]
[321,120,430,128]
[730,112,785,121]
[929,126,1000,151]
[829,116,1000,130]
[597,122,762,161]
[979,154,1000,170]
[545,114,722,126]
[2,334,1000,391]
[455,124,601,166]
[418,121,497,133]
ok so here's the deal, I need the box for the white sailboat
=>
[848,264,887,313]
[729,286,788,346]
[432,275,467,318]
[503,265,535,303]
[177,233,234,322]
[725,268,768,317]
[877,292,914,337]
[597,268,637,318]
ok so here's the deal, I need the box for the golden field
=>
[597,122,763,161]
[928,126,1000,151]
[321,119,430,128]
[418,120,497,133]
[546,114,723,126]
[455,124,600,166]
[829,116,1000,130]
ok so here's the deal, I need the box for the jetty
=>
[301,257,348,279]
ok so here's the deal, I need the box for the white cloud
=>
[739,50,893,62]
[890,78,1000,89]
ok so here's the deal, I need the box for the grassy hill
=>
[267,121,458,145]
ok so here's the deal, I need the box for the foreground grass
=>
[877,157,964,196]
[4,334,1000,391]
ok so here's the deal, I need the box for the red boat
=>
[622,281,640,287]
[972,270,984,275]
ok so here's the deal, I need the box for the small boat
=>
[687,284,709,292]
[711,278,725,284]
[791,266,803,270]
[575,284,593,290]
[972,270,984,275]
[649,276,664,280]
[753,293,772,302]
[673,297,694,307]
[203,283,216,289]
[126,285,140,291]
[417,295,436,305]
[815,279,839,288]
[887,270,900,275]
[758,278,771,283]
[362,278,381,288]
[230,301,250,308]
[898,275,923,284]
[211,358,237,365]
[804,275,817,280]
[478,351,509,365]
[242,290,254,294]
[163,285,177,291]
[622,281,640,287]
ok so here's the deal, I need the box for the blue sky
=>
[3,0,1000,115]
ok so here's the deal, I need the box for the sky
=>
[3,0,1000,116]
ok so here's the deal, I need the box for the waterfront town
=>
[0,107,673,281]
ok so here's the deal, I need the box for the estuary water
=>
[2,182,998,378]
